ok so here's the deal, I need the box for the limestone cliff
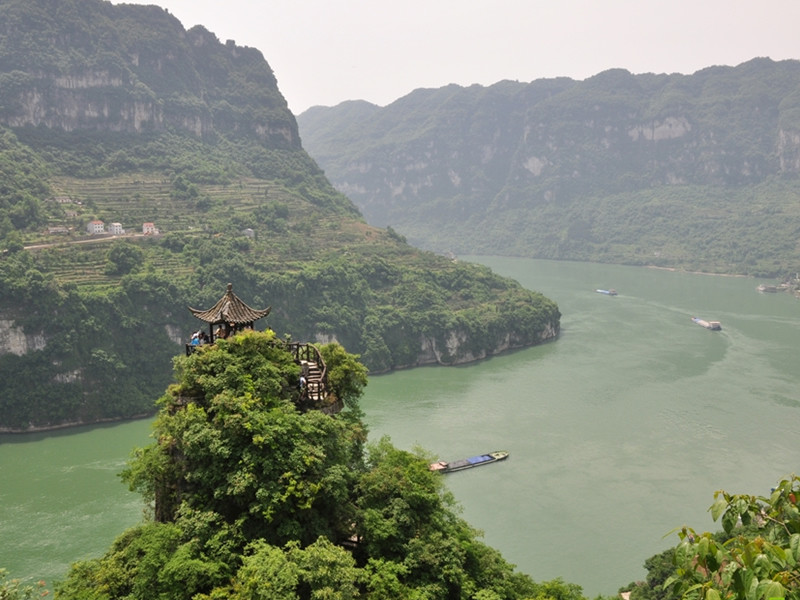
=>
[0,319,46,356]
[0,1,299,147]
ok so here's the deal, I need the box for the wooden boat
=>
[429,451,509,473]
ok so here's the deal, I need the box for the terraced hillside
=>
[24,174,381,290]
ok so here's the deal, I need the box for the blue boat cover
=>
[467,455,491,464]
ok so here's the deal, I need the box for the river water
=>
[1,257,799,595]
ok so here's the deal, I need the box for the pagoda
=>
[184,283,341,415]
[188,283,271,346]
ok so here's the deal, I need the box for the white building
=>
[86,220,105,234]
[142,222,159,235]
[109,222,125,235]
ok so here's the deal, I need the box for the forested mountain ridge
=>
[298,59,800,277]
[0,0,559,431]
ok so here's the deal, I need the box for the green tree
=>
[105,241,145,275]
[220,541,301,600]
[622,548,679,600]
[207,538,363,600]
[122,331,361,547]
[56,522,228,600]
[319,341,368,408]
[354,438,540,599]
[2,231,23,253]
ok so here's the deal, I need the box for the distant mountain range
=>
[298,58,800,277]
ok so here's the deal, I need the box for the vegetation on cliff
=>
[298,59,800,278]
[0,0,560,430]
[0,220,559,430]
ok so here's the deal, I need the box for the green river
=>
[1,257,799,596]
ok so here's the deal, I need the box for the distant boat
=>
[595,288,617,296]
[757,284,778,293]
[691,316,721,330]
[429,451,509,473]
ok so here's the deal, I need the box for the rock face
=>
[0,319,46,356]
[0,2,300,148]
[414,323,559,369]
[312,322,560,373]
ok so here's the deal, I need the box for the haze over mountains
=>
[298,58,800,277]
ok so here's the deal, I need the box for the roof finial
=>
[227,282,233,293]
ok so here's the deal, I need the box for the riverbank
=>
[645,265,800,297]
[644,265,748,277]
[0,412,154,434]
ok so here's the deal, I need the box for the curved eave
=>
[188,305,272,324]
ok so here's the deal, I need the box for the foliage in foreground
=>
[668,475,800,600]
[625,475,800,600]
[55,331,567,600]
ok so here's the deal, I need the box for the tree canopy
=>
[55,330,564,599]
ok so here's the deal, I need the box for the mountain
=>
[297,59,800,277]
[0,0,560,431]
[0,0,295,143]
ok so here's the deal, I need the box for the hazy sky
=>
[123,1,800,115]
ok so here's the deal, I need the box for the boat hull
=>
[691,317,721,330]
[430,451,509,473]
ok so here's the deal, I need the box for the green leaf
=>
[745,571,759,600]
[698,536,711,558]
[722,508,738,534]
[711,497,728,521]
[788,534,800,565]
[756,580,784,600]
[753,553,770,575]
[705,587,721,600]
[764,543,786,567]
[744,576,760,600]
[663,575,679,590]
[684,583,704,596]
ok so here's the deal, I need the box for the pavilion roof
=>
[189,283,271,325]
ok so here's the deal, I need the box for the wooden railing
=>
[285,341,329,404]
